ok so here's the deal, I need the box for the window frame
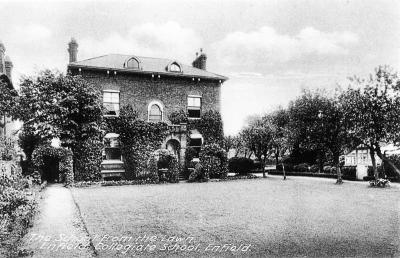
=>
[103,90,120,117]
[147,101,164,122]
[187,95,202,119]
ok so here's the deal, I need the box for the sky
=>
[1,0,399,135]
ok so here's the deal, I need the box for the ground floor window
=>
[189,138,202,159]
[103,133,122,161]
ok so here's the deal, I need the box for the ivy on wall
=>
[148,149,179,183]
[73,138,103,181]
[104,105,169,179]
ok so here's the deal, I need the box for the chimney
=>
[191,48,207,70]
[4,56,13,81]
[68,38,78,63]
[0,39,5,74]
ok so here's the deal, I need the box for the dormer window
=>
[124,56,141,69]
[167,61,182,73]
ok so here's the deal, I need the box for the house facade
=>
[66,38,228,179]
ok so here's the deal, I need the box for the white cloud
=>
[13,24,52,43]
[211,26,359,67]
[79,21,202,64]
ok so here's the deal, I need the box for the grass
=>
[71,177,399,257]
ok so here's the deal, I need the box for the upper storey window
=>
[103,90,120,116]
[187,96,201,119]
[167,61,182,73]
[148,101,163,122]
[127,58,139,69]
[124,56,141,69]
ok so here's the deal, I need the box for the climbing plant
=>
[32,145,73,186]
[104,105,169,179]
[148,149,179,183]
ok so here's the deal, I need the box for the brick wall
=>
[74,69,221,123]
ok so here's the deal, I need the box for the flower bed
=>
[0,161,46,257]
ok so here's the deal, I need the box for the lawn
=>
[71,177,399,257]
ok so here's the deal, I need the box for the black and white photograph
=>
[0,0,399,257]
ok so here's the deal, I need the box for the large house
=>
[66,38,228,179]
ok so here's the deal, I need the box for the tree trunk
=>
[275,152,279,166]
[369,146,378,181]
[318,151,324,173]
[376,147,400,178]
[262,157,266,178]
[334,155,342,184]
[282,162,286,180]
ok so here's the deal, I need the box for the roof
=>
[68,54,228,81]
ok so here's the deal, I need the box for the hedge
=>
[228,157,254,175]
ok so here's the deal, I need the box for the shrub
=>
[228,157,254,175]
[0,136,16,161]
[309,164,319,173]
[276,163,294,172]
[148,149,179,183]
[252,161,264,171]
[188,163,207,182]
[168,109,188,125]
[341,166,356,179]
[74,138,103,181]
[323,166,332,174]
[293,163,309,172]
[199,144,228,179]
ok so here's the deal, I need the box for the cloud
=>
[79,21,202,64]
[211,26,359,67]
[13,24,52,42]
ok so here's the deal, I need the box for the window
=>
[126,58,139,69]
[187,96,201,119]
[103,91,120,116]
[189,138,202,159]
[103,133,121,161]
[149,104,162,122]
[170,63,181,72]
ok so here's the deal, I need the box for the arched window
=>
[149,103,162,122]
[167,61,182,72]
[126,58,139,69]
[170,63,181,72]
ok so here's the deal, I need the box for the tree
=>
[344,66,400,181]
[320,89,360,184]
[288,89,331,173]
[14,70,104,146]
[263,107,293,180]
[240,116,272,178]
[13,69,105,177]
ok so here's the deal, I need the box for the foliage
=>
[293,163,310,172]
[199,143,228,179]
[288,88,359,183]
[32,145,73,185]
[0,76,18,117]
[148,149,179,183]
[344,66,400,180]
[17,125,46,163]
[74,138,103,182]
[189,110,224,147]
[228,157,254,175]
[341,166,357,180]
[0,136,16,161]
[188,163,207,182]
[168,109,188,125]
[14,70,105,146]
[276,163,294,172]
[239,118,273,177]
[105,105,169,179]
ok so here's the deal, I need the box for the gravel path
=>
[19,184,95,258]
